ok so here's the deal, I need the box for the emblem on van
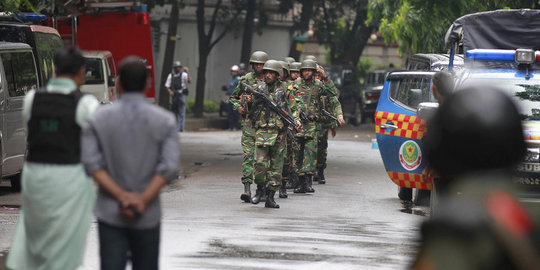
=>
[399,140,422,171]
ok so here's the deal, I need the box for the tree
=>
[281,0,316,60]
[195,0,242,117]
[157,0,180,109]
[368,0,540,55]
[239,0,256,65]
[312,0,378,67]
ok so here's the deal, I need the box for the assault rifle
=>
[241,83,300,143]
[322,108,340,125]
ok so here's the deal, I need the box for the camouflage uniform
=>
[252,81,301,192]
[229,72,261,184]
[280,80,296,188]
[316,83,344,182]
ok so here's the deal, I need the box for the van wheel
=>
[413,189,431,206]
[398,186,412,201]
[10,174,21,192]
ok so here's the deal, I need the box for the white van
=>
[81,50,117,103]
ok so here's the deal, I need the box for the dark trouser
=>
[98,221,160,270]
[227,102,239,129]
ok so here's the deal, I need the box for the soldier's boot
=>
[293,175,307,193]
[288,172,299,189]
[240,183,252,203]
[306,175,315,193]
[279,181,288,198]
[265,189,280,208]
[251,184,265,204]
[260,185,267,202]
[317,168,326,184]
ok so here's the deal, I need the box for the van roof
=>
[0,22,60,37]
[82,50,113,58]
[0,41,32,50]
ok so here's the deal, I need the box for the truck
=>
[375,9,540,209]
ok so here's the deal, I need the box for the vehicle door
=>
[375,72,435,190]
[105,54,117,102]
[0,50,37,175]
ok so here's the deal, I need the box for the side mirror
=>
[107,75,116,87]
[221,85,227,91]
[417,102,439,121]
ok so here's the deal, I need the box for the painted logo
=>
[399,140,422,171]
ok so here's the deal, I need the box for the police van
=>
[375,9,540,206]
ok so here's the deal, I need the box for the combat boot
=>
[306,175,315,193]
[240,183,251,203]
[317,168,326,184]
[265,189,280,208]
[260,185,267,202]
[251,184,265,204]
[286,172,298,189]
[279,181,288,198]
[293,175,307,193]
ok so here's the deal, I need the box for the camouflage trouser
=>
[317,128,329,170]
[293,136,318,176]
[282,136,294,182]
[241,121,256,184]
[254,131,286,191]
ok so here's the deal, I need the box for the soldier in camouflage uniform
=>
[229,51,268,203]
[250,60,302,208]
[292,59,339,193]
[279,58,297,198]
[314,65,345,184]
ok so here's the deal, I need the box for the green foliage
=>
[368,0,540,54]
[356,57,374,80]
[0,0,41,14]
[186,98,220,114]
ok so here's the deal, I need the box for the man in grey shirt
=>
[82,57,179,270]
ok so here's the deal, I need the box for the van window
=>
[106,55,117,76]
[84,58,104,85]
[389,77,433,110]
[1,52,38,97]
[34,32,63,85]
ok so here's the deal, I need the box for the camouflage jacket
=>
[229,72,261,113]
[251,81,301,130]
[292,77,338,137]
[320,80,344,129]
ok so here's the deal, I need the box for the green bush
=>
[186,98,220,114]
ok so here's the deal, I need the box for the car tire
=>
[10,174,21,192]
[398,186,412,201]
[351,102,365,126]
[413,189,431,206]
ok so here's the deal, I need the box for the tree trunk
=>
[194,52,207,117]
[158,1,179,108]
[240,0,256,65]
[287,0,315,60]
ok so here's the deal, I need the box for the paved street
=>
[0,124,428,269]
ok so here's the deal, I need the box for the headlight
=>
[515,49,535,65]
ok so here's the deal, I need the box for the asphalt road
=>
[0,124,429,269]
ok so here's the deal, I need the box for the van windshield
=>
[84,58,104,84]
[34,32,63,85]
[462,79,540,120]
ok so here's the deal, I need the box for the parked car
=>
[325,65,363,125]
[81,50,117,103]
[359,69,391,124]
[0,42,39,190]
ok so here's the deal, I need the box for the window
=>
[84,58,104,85]
[2,52,38,97]
[389,77,433,110]
[34,32,63,85]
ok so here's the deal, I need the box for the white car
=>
[81,50,117,103]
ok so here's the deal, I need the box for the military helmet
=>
[284,57,295,64]
[173,60,182,68]
[304,55,317,62]
[290,62,301,72]
[425,86,526,177]
[238,62,246,70]
[300,59,317,71]
[279,60,290,72]
[263,60,283,77]
[249,51,269,64]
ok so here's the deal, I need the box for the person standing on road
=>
[314,65,345,185]
[250,60,302,208]
[165,60,191,132]
[226,65,240,130]
[229,51,268,203]
[82,57,179,270]
[292,59,341,194]
[7,47,100,270]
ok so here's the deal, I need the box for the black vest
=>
[27,90,83,164]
